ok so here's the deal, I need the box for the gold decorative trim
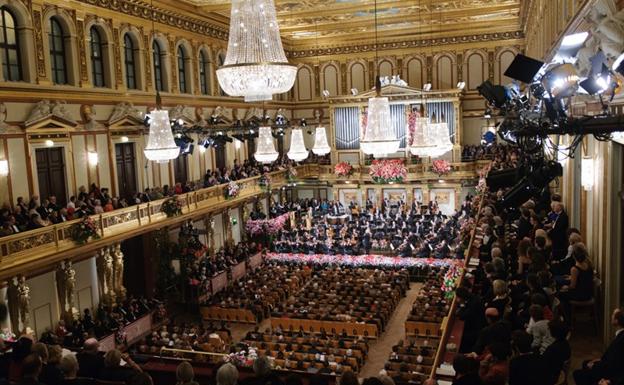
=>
[76,0,228,40]
[287,31,525,59]
[77,19,88,84]
[33,10,46,79]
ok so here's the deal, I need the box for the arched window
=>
[0,7,21,81]
[49,17,67,85]
[90,26,104,87]
[152,40,164,92]
[199,50,209,95]
[124,33,137,90]
[177,45,187,93]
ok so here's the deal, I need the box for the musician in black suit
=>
[573,308,624,385]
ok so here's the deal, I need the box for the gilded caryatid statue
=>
[6,278,19,333]
[55,262,67,315]
[225,210,234,247]
[17,276,30,332]
[207,216,215,254]
[96,249,106,299]
[103,246,116,306]
[65,261,76,315]
[113,244,127,301]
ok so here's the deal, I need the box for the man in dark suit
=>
[547,202,569,260]
[456,286,486,353]
[451,354,482,385]
[509,330,547,385]
[76,338,105,378]
[573,308,624,385]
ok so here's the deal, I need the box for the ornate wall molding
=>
[75,0,228,40]
[286,31,525,59]
[33,10,46,79]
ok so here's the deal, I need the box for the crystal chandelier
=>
[143,1,179,164]
[429,120,454,157]
[217,0,297,102]
[287,128,309,161]
[360,0,400,158]
[409,111,437,157]
[254,126,279,163]
[144,109,180,163]
[312,126,331,155]
[361,95,400,157]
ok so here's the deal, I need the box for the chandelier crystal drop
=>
[143,109,180,163]
[254,126,279,163]
[311,126,331,155]
[217,0,297,102]
[360,94,401,157]
[287,128,309,161]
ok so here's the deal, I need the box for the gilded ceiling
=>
[163,0,525,49]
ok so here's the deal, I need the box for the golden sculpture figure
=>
[113,244,127,301]
[55,262,67,315]
[103,247,116,306]
[6,278,19,333]
[96,249,106,302]
[17,276,30,332]
[65,261,77,315]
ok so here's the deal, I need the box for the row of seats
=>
[270,318,379,338]
[200,306,256,323]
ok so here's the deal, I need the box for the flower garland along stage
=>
[369,159,407,184]
[266,253,463,298]
[265,252,462,270]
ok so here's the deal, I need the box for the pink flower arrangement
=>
[224,181,240,199]
[431,159,452,176]
[369,159,407,184]
[70,216,101,245]
[334,161,354,177]
[246,213,289,236]
[266,252,462,270]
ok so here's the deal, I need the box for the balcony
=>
[0,162,486,280]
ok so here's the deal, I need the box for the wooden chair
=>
[570,278,601,334]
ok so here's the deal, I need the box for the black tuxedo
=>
[549,210,569,260]
[574,330,624,385]
[509,353,547,385]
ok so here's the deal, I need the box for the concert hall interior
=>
[0,1,623,385]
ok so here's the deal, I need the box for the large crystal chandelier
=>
[360,0,400,158]
[409,109,437,157]
[143,1,179,164]
[430,119,454,157]
[144,109,180,163]
[254,126,279,163]
[287,128,309,161]
[217,0,297,102]
[312,126,331,155]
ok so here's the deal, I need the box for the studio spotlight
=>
[456,81,466,90]
[542,63,579,98]
[322,90,330,97]
[423,83,432,91]
[613,53,624,76]
[351,88,358,95]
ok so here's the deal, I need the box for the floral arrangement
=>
[369,159,407,184]
[431,159,452,176]
[476,177,488,195]
[70,216,100,245]
[223,346,259,368]
[334,161,354,177]
[224,181,240,199]
[245,213,289,236]
[161,196,183,218]
[258,173,271,190]
[286,166,298,182]
[441,264,463,300]
[407,110,419,146]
